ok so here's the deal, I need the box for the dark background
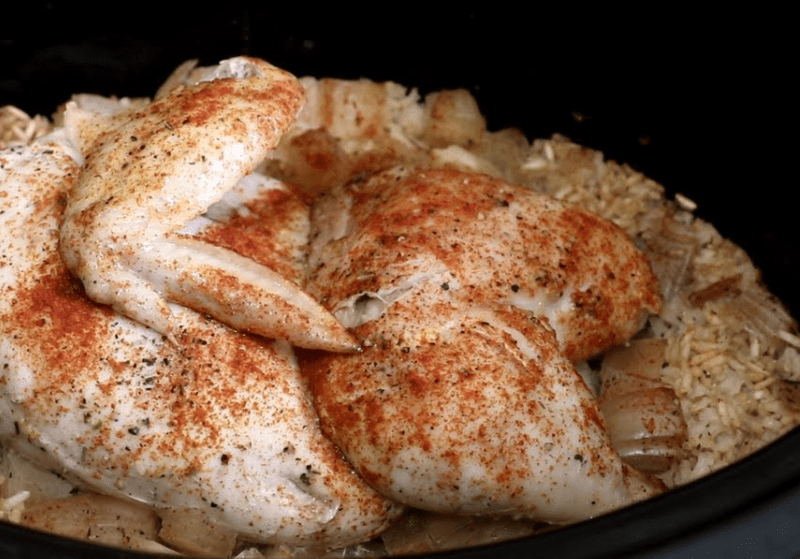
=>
[2,6,798,558]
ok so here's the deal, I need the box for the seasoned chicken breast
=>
[57,56,357,352]
[0,140,402,547]
[303,166,663,521]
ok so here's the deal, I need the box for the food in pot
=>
[1,56,799,557]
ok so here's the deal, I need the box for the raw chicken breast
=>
[57,56,357,352]
[303,166,663,521]
[0,140,402,547]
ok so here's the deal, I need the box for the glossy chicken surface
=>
[1,56,673,554]
[0,100,401,549]
[57,57,356,352]
[304,166,663,520]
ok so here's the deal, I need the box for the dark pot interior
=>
[1,6,797,558]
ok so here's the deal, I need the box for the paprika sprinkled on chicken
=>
[0,59,402,549]
[303,166,664,520]
[57,56,357,352]
[5,55,796,557]
[0,145,402,548]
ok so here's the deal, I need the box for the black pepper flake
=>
[511,284,520,292]
[220,453,230,465]
[441,282,450,290]
[128,427,140,436]
[574,454,584,462]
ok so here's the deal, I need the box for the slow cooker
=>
[1,6,797,558]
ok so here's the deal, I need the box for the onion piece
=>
[157,506,238,558]
[598,338,688,474]
[381,511,539,555]
[19,492,161,548]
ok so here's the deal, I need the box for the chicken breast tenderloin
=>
[304,167,663,521]
[0,140,402,547]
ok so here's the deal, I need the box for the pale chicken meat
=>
[304,166,664,521]
[57,56,357,352]
[1,53,668,551]
[310,166,661,361]
[0,139,403,547]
